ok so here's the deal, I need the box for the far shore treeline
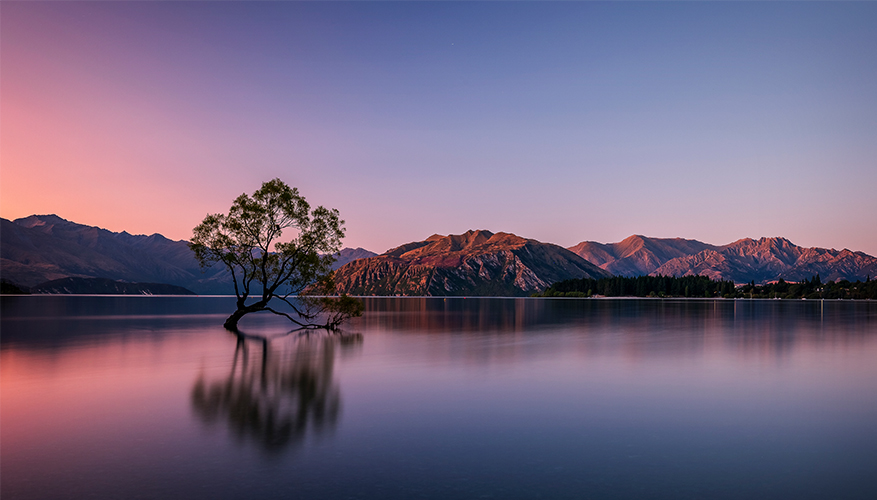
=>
[538,275,877,300]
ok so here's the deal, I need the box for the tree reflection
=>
[191,331,361,454]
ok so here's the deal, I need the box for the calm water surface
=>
[2,296,877,499]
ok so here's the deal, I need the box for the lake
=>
[2,296,877,499]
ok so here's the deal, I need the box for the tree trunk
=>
[223,301,268,331]
[223,309,248,330]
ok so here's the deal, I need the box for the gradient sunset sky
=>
[2,2,876,255]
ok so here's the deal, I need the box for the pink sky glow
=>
[2,2,876,255]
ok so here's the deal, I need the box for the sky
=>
[2,1,876,255]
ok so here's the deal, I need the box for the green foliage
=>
[190,179,362,330]
[736,275,877,300]
[541,274,734,298]
[538,274,877,300]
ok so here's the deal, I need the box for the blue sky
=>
[3,1,876,254]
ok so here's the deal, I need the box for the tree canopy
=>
[538,274,877,300]
[189,179,362,330]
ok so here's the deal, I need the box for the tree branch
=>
[263,307,308,327]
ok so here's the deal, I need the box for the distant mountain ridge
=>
[332,230,611,296]
[331,247,378,270]
[1,215,375,294]
[1,215,231,293]
[569,235,877,284]
[569,235,718,277]
[4,215,874,294]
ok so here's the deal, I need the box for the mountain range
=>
[568,235,877,284]
[2,215,875,296]
[0,215,375,295]
[331,230,610,296]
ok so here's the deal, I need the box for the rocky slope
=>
[332,230,611,296]
[653,237,877,284]
[569,235,718,276]
[570,234,877,284]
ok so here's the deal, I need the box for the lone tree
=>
[190,179,363,331]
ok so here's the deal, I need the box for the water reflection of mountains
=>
[358,297,877,345]
[190,332,362,455]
